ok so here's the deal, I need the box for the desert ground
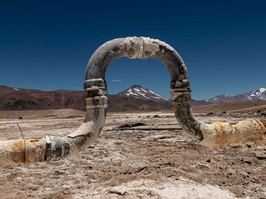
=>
[0,109,265,199]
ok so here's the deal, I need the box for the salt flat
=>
[0,111,265,198]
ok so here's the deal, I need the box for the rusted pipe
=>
[200,119,266,147]
[0,95,107,167]
[0,121,104,167]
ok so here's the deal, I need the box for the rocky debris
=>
[207,112,215,115]
[112,122,146,130]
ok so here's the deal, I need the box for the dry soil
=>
[0,111,265,199]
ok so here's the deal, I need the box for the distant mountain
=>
[0,85,84,110]
[247,88,266,100]
[117,85,169,101]
[206,88,266,103]
[0,85,173,112]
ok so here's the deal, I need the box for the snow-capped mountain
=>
[246,88,266,100]
[206,87,266,103]
[117,85,169,101]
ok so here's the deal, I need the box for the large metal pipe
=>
[85,37,204,139]
[0,36,265,167]
[0,120,105,167]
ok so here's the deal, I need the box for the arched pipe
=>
[0,37,265,167]
[84,37,204,139]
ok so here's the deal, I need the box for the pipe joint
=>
[85,96,108,110]
[84,78,107,97]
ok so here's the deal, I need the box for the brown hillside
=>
[0,85,174,112]
[193,100,266,113]
[2,85,266,113]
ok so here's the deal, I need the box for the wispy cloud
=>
[112,80,123,82]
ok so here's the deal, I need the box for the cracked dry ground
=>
[0,113,265,198]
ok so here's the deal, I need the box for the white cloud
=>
[112,80,123,82]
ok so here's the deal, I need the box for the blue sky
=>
[0,0,265,100]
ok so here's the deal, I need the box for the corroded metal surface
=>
[200,119,266,147]
[0,138,46,166]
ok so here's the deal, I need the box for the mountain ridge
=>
[0,85,173,112]
[0,85,265,113]
[206,87,266,103]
